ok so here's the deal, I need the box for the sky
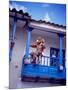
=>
[9,1,66,26]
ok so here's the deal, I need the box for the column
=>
[58,33,64,70]
[25,27,33,58]
[9,17,17,62]
[9,42,15,62]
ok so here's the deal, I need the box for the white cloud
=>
[43,13,51,22]
[9,2,27,12]
[9,3,13,10]
[42,4,50,7]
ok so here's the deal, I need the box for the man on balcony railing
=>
[30,37,46,64]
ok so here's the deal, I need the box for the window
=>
[50,47,65,67]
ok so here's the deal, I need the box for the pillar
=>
[25,27,33,58]
[58,33,64,70]
[9,17,17,62]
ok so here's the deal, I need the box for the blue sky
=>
[9,1,66,26]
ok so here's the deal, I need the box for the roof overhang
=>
[29,21,66,34]
[9,8,66,35]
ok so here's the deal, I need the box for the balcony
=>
[21,55,66,81]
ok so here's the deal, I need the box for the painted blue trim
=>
[25,27,33,58]
[9,18,17,62]
[21,64,66,79]
[59,34,63,66]
[58,33,64,67]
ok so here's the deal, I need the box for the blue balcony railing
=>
[23,54,65,67]
[21,54,66,80]
[23,54,64,67]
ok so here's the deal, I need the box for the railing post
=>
[25,27,33,58]
[58,33,64,70]
[9,17,17,62]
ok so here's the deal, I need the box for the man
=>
[30,37,46,64]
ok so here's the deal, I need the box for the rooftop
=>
[9,8,66,29]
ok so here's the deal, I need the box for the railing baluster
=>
[47,57,49,66]
[27,54,62,67]
[40,56,42,65]
[47,57,48,66]
[30,56,31,64]
[43,57,45,65]
[42,56,43,65]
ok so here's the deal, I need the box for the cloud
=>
[9,2,27,12]
[42,4,50,7]
[43,13,51,22]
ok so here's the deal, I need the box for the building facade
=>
[9,8,66,85]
